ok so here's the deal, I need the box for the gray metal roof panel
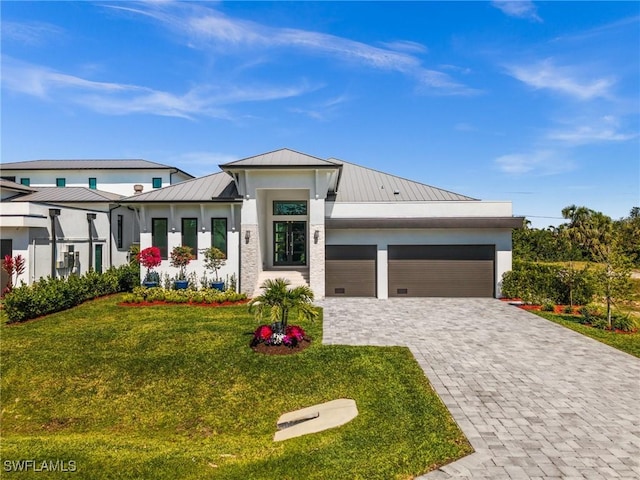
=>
[121,171,239,202]
[1,159,194,177]
[11,187,123,203]
[220,148,341,168]
[0,178,36,193]
[331,160,477,202]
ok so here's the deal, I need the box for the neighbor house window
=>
[56,178,66,187]
[1,176,16,182]
[117,215,123,249]
[211,218,227,256]
[273,201,307,215]
[182,218,198,259]
[89,177,97,190]
[20,178,30,186]
[152,218,168,259]
[152,178,162,189]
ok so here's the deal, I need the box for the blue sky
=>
[2,1,638,227]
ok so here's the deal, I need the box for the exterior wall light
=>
[314,229,320,244]
[245,230,251,243]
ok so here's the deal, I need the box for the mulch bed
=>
[251,338,311,356]
[118,299,250,307]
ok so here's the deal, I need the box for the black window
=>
[1,176,16,182]
[56,178,66,187]
[117,215,123,249]
[152,218,168,259]
[273,201,307,215]
[152,178,162,189]
[20,178,30,186]
[182,218,198,259]
[211,218,227,255]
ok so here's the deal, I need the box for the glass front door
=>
[273,221,306,265]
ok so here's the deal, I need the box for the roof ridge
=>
[221,148,340,167]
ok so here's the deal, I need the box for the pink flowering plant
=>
[248,278,317,349]
[136,247,162,284]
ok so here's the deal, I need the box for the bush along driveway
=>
[319,297,640,479]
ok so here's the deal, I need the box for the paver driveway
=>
[318,298,640,479]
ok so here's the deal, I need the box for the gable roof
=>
[1,159,194,177]
[120,171,239,203]
[11,187,123,203]
[0,178,36,194]
[220,148,340,169]
[332,159,477,202]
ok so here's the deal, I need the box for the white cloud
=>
[492,1,542,22]
[495,150,575,176]
[1,56,316,119]
[109,2,474,95]
[547,115,638,145]
[506,59,615,100]
[1,20,66,45]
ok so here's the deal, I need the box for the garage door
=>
[326,245,376,297]
[388,245,495,297]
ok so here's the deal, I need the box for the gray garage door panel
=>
[388,245,495,297]
[326,245,376,297]
[326,259,376,297]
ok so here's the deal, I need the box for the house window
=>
[182,218,198,259]
[89,178,97,190]
[152,178,162,189]
[273,201,307,215]
[211,218,227,256]
[1,176,16,182]
[117,215,123,249]
[152,218,168,259]
[20,178,30,186]
[56,178,66,187]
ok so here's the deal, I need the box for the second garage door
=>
[326,245,376,297]
[388,245,495,297]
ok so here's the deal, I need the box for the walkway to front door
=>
[318,298,640,479]
[273,221,306,265]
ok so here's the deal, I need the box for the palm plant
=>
[248,278,318,333]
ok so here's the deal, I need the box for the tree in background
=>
[562,205,632,328]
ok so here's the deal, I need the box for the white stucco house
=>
[120,149,523,299]
[0,160,193,290]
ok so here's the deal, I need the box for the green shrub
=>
[121,287,247,305]
[563,305,574,314]
[3,266,138,324]
[541,302,555,312]
[501,261,597,305]
[612,314,637,332]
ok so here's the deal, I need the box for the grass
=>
[532,311,640,358]
[1,295,471,479]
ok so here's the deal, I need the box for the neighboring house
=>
[121,149,523,298]
[0,159,193,196]
[0,159,194,291]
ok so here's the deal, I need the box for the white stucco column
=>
[377,245,388,299]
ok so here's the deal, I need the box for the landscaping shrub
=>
[612,313,637,332]
[541,302,555,312]
[501,261,597,305]
[3,266,138,323]
[121,286,247,305]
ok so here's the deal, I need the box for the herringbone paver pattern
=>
[318,298,640,479]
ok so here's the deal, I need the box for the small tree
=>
[170,245,194,280]
[201,246,226,282]
[248,278,318,333]
[2,254,26,295]
[136,246,162,283]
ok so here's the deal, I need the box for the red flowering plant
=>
[2,254,26,296]
[250,323,306,348]
[136,247,162,284]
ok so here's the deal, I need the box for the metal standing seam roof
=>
[220,148,341,169]
[0,159,194,177]
[10,187,123,203]
[120,171,239,202]
[331,159,477,202]
[0,178,36,193]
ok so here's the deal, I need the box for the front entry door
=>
[274,221,306,265]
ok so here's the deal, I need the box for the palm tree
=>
[248,278,318,333]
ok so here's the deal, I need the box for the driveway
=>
[317,298,640,479]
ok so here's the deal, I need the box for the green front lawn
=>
[533,311,640,358]
[1,295,471,479]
